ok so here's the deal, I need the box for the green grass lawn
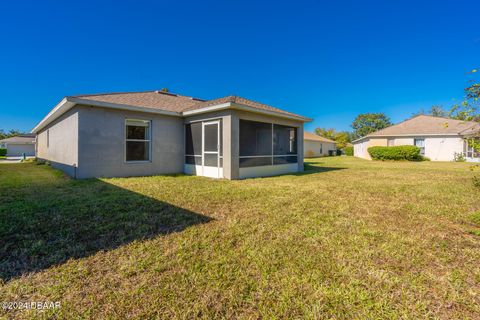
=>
[1,157,480,319]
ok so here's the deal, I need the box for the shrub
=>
[367,145,423,161]
[454,152,466,162]
[0,148,6,157]
[344,146,354,156]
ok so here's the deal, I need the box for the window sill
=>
[125,160,152,164]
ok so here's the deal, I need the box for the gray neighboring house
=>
[0,134,36,157]
[32,90,311,179]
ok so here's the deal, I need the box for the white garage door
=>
[6,144,35,156]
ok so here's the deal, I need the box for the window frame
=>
[414,138,425,155]
[125,118,152,163]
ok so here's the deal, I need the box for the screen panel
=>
[239,157,272,168]
[185,156,202,165]
[273,156,298,165]
[273,124,297,155]
[204,154,218,167]
[185,122,202,155]
[204,123,219,152]
[239,120,272,156]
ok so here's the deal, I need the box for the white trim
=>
[183,103,232,116]
[201,120,221,178]
[232,102,311,122]
[183,102,311,122]
[239,155,297,158]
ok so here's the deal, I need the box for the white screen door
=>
[202,121,221,178]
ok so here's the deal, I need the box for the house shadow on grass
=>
[293,162,347,176]
[0,175,212,281]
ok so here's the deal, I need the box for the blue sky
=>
[0,0,478,133]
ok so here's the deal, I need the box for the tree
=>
[314,128,336,141]
[0,129,23,140]
[314,128,353,149]
[412,105,448,118]
[351,113,392,139]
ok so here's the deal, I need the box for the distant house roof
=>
[353,115,480,142]
[33,90,311,133]
[304,132,336,143]
[0,134,36,145]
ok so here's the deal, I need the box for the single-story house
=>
[303,132,336,157]
[32,90,311,179]
[0,134,36,157]
[353,115,480,162]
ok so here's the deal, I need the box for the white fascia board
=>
[230,103,312,122]
[31,98,73,133]
[182,103,232,116]
[183,102,312,122]
[31,97,182,133]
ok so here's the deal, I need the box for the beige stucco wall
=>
[304,140,336,157]
[354,136,464,161]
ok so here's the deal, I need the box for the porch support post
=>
[223,111,239,179]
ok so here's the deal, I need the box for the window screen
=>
[273,124,297,155]
[239,120,272,156]
[239,120,299,168]
[185,122,202,156]
[204,124,219,152]
[126,119,151,161]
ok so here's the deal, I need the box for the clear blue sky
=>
[0,0,478,133]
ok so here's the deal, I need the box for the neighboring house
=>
[353,115,480,162]
[32,91,311,179]
[0,134,36,157]
[303,132,336,157]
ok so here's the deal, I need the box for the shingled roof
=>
[357,115,480,141]
[33,90,310,133]
[73,91,204,113]
[72,91,306,119]
[304,132,336,143]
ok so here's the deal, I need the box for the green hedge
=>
[367,145,423,161]
[0,148,6,157]
[344,146,353,156]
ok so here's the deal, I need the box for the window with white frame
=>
[414,138,425,155]
[464,138,480,158]
[125,119,151,162]
[320,143,323,154]
[387,138,395,147]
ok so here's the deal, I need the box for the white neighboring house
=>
[353,115,480,162]
[0,134,36,157]
[304,132,336,157]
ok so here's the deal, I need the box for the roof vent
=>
[155,90,177,97]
